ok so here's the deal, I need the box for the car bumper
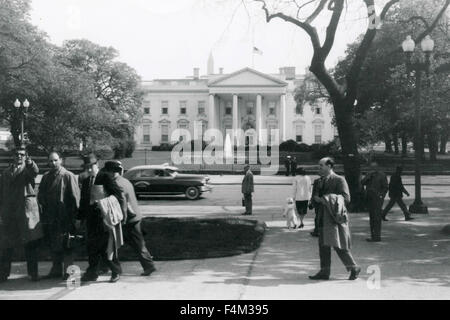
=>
[200,185,213,192]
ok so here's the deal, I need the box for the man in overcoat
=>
[0,148,41,282]
[38,152,80,280]
[361,160,388,242]
[309,157,361,281]
[241,165,254,215]
[78,154,125,283]
[104,160,156,276]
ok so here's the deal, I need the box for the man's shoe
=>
[405,216,414,221]
[308,272,329,280]
[81,273,98,282]
[141,266,156,276]
[310,232,319,237]
[349,267,361,280]
[366,238,381,242]
[109,273,120,283]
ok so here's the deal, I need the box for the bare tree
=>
[253,0,450,210]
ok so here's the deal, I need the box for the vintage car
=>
[123,164,212,200]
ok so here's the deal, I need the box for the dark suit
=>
[361,170,388,240]
[114,175,155,272]
[241,170,254,215]
[317,173,358,276]
[78,171,125,277]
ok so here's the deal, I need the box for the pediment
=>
[209,68,287,87]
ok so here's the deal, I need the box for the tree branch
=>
[321,0,344,58]
[415,0,450,43]
[345,0,399,103]
[255,0,321,50]
[305,0,328,24]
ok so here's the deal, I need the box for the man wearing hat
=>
[241,164,254,215]
[78,154,125,283]
[103,160,156,276]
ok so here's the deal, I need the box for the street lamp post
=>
[14,98,30,148]
[401,35,435,214]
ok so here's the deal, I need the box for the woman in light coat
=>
[292,167,312,228]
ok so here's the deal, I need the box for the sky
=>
[29,0,373,80]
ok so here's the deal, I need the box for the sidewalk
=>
[1,185,449,300]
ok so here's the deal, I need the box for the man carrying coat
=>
[78,154,125,283]
[0,148,41,282]
[309,157,361,281]
[38,152,80,280]
[241,165,254,215]
[103,161,156,276]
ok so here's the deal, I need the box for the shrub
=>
[295,143,311,152]
[311,140,341,160]
[279,139,297,152]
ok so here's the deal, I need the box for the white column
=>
[280,94,286,141]
[232,94,238,132]
[232,94,239,146]
[208,94,215,129]
[256,94,262,145]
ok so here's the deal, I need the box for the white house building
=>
[135,57,337,149]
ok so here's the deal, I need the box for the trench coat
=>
[318,173,352,250]
[241,170,254,194]
[38,166,80,251]
[0,161,41,249]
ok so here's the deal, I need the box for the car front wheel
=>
[185,186,200,200]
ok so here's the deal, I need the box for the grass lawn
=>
[8,217,266,261]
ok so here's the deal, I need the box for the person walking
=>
[241,165,254,215]
[104,160,157,276]
[78,154,125,283]
[292,167,311,228]
[309,175,324,237]
[361,160,388,242]
[0,148,42,282]
[382,166,414,221]
[38,152,80,280]
[309,157,360,281]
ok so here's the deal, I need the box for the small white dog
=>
[282,197,300,229]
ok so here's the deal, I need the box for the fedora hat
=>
[104,160,123,173]
[81,153,98,168]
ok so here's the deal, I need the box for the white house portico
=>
[135,59,337,149]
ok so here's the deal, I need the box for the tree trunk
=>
[427,132,438,161]
[384,133,393,153]
[334,100,363,212]
[393,131,399,154]
[401,133,408,157]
